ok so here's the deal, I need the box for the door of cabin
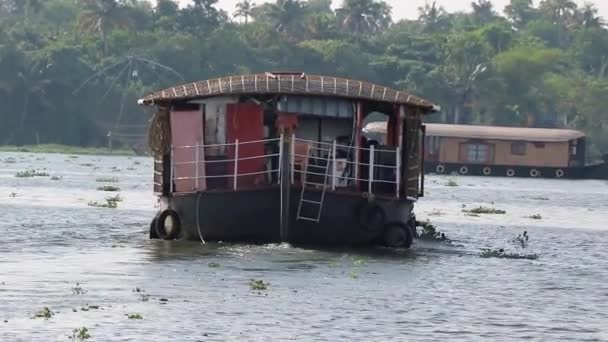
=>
[226,103,265,188]
[171,108,206,192]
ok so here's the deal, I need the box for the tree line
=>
[0,0,607,158]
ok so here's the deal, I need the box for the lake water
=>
[1,152,607,341]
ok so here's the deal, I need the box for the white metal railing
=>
[291,136,402,197]
[170,136,282,192]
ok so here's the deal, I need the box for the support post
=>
[369,145,375,194]
[396,146,401,198]
[233,139,239,191]
[276,112,298,243]
[279,132,291,242]
[278,133,284,184]
[290,133,295,185]
[170,145,174,194]
[355,102,363,190]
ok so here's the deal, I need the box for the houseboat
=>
[364,122,608,179]
[138,72,440,247]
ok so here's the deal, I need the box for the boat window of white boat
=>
[466,143,490,163]
[511,141,527,156]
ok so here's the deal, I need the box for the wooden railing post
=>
[233,139,239,191]
[369,145,375,194]
[195,144,199,190]
[332,140,337,190]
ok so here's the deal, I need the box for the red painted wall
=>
[226,103,265,187]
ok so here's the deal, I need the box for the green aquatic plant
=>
[95,176,119,183]
[107,194,122,203]
[528,214,542,220]
[428,209,443,217]
[348,271,359,279]
[249,279,269,290]
[72,283,87,295]
[445,179,459,187]
[126,313,143,319]
[353,258,367,266]
[417,221,447,241]
[208,262,221,268]
[33,307,53,319]
[72,327,91,341]
[480,248,538,260]
[88,195,121,209]
[531,196,550,201]
[15,169,50,178]
[96,185,120,192]
[463,206,506,215]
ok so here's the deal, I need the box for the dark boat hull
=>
[164,187,413,246]
[424,161,608,180]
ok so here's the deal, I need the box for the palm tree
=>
[266,0,308,35]
[305,12,337,39]
[336,0,392,36]
[504,0,536,28]
[471,0,496,25]
[417,1,447,33]
[2,60,53,144]
[234,0,255,24]
[574,3,604,29]
[539,0,577,25]
[77,0,133,55]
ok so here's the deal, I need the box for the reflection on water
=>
[1,152,608,341]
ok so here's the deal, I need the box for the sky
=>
[175,0,608,21]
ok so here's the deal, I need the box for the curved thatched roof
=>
[364,122,585,142]
[137,72,440,112]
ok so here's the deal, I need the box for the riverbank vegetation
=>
[1,0,607,158]
[0,145,134,156]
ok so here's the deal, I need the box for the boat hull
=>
[423,161,606,179]
[163,187,413,246]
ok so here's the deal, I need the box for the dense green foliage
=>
[1,0,607,158]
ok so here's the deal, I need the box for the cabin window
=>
[533,142,545,148]
[511,141,527,156]
[466,144,489,163]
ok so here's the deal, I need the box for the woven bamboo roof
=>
[137,72,440,112]
[364,122,585,142]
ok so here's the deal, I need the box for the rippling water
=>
[1,152,607,341]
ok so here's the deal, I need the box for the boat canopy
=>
[137,72,440,113]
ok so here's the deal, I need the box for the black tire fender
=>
[383,222,413,248]
[155,209,181,240]
[357,202,386,234]
[149,214,160,239]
